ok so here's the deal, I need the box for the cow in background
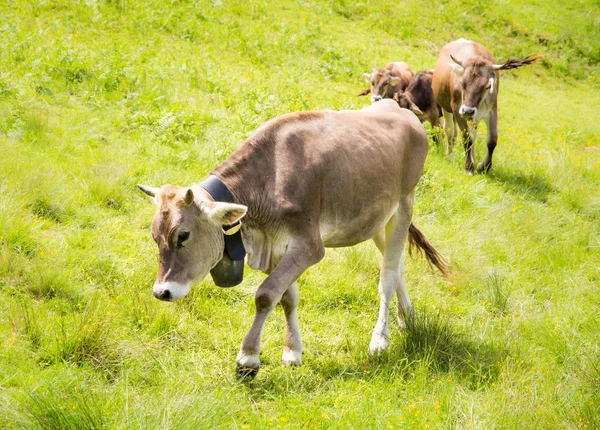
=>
[394,70,442,144]
[432,38,538,173]
[359,62,414,104]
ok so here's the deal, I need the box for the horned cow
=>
[138,100,446,378]
[432,38,538,173]
[359,62,414,104]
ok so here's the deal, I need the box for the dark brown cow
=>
[138,100,446,378]
[432,38,538,173]
[394,70,442,143]
[359,62,414,103]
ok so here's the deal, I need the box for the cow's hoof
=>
[236,365,259,379]
[236,354,260,379]
[476,162,491,174]
[369,336,389,355]
[282,349,303,366]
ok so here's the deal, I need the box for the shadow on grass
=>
[245,310,507,395]
[368,310,507,388]
[487,166,555,203]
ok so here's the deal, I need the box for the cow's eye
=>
[177,231,190,248]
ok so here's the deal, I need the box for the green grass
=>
[1,0,599,428]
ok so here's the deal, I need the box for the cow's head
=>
[394,91,424,116]
[138,184,247,301]
[362,68,401,103]
[448,55,497,119]
[448,53,538,119]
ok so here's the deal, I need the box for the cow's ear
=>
[448,62,464,76]
[408,101,423,116]
[205,202,248,225]
[362,72,371,81]
[390,76,401,85]
[138,184,159,205]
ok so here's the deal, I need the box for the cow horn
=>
[183,188,194,206]
[138,184,158,198]
[450,54,464,66]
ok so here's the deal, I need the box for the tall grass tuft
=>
[486,272,510,316]
[43,297,119,377]
[23,385,107,430]
[396,308,505,385]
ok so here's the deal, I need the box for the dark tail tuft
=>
[408,223,448,276]
[499,54,541,70]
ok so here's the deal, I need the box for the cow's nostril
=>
[153,288,172,300]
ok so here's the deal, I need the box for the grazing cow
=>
[359,62,414,103]
[394,70,442,143]
[138,100,446,378]
[432,38,538,173]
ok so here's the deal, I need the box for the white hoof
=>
[282,348,303,366]
[236,353,260,371]
[369,335,389,355]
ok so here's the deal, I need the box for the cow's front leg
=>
[456,115,477,174]
[280,281,303,366]
[477,109,498,173]
[236,239,324,378]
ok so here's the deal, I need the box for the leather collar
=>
[199,175,246,261]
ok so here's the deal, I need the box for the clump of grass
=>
[0,214,38,258]
[28,198,64,223]
[24,262,77,301]
[8,295,43,349]
[486,273,510,316]
[23,385,107,430]
[393,308,505,386]
[42,297,119,377]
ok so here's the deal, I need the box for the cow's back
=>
[406,71,436,112]
[214,101,427,247]
[433,39,494,112]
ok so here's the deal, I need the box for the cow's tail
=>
[408,223,448,276]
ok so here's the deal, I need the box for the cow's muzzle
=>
[153,281,191,301]
[459,105,477,118]
[371,95,383,103]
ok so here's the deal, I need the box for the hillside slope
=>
[1,1,599,428]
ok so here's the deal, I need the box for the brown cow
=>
[432,38,538,173]
[138,100,446,378]
[394,70,442,144]
[359,62,414,103]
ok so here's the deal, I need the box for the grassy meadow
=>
[1,0,599,428]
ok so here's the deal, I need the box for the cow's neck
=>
[210,139,277,229]
[209,139,285,273]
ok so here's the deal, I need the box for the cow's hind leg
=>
[430,108,442,147]
[280,281,303,366]
[369,197,413,354]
